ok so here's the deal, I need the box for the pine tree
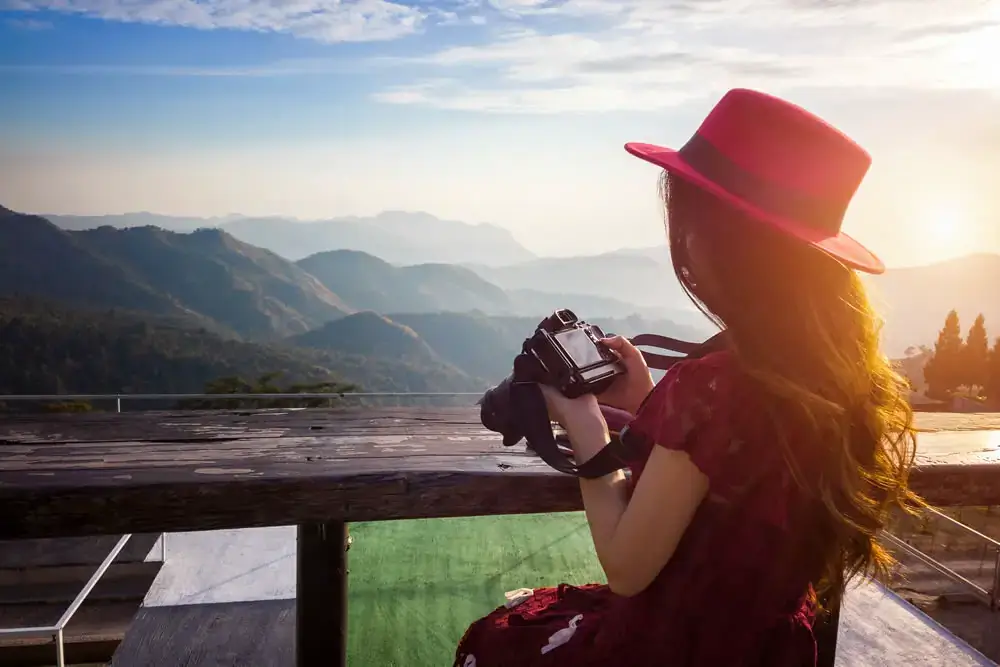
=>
[924,310,965,400]
[987,337,1000,404]
[962,313,990,394]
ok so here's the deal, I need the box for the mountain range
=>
[1,209,349,339]
[0,205,709,395]
[1,204,997,399]
[44,210,536,267]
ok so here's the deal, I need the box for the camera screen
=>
[554,328,605,368]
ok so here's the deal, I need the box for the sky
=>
[2,0,1000,265]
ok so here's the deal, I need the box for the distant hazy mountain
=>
[297,249,668,320]
[21,203,1000,366]
[47,210,536,266]
[474,247,1000,357]
[468,251,684,308]
[0,208,348,339]
[466,251,708,330]
[298,250,512,314]
[293,310,714,388]
[865,253,1000,357]
[224,211,534,265]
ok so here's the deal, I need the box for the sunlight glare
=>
[922,203,963,246]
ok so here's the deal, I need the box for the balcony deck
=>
[108,521,995,666]
[2,407,1000,666]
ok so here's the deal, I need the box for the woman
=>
[453,88,921,666]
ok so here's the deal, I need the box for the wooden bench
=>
[0,408,994,666]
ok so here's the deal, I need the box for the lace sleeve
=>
[628,351,739,488]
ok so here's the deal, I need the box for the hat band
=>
[677,133,846,235]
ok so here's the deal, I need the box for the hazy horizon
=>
[3,0,999,264]
[8,205,1000,270]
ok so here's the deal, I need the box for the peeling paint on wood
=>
[0,408,996,540]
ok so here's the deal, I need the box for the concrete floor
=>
[140,525,995,665]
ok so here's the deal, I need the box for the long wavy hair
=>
[660,172,922,612]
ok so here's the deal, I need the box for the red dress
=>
[454,351,822,667]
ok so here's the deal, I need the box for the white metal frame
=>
[0,535,133,667]
[884,505,1000,609]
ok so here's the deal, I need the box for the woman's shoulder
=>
[645,349,740,412]
[628,350,771,484]
[628,350,739,444]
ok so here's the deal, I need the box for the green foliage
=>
[962,313,990,392]
[987,337,1000,403]
[920,312,1000,405]
[0,295,500,403]
[0,297,348,397]
[41,400,94,413]
[923,310,965,399]
[178,371,357,409]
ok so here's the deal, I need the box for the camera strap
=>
[514,330,728,479]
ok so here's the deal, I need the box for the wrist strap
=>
[575,440,632,479]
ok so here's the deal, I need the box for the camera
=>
[522,309,626,398]
[478,309,728,477]
[478,310,626,449]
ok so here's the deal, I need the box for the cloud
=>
[2,0,429,42]
[5,16,51,29]
[6,0,999,113]
[0,58,357,77]
[370,0,1000,113]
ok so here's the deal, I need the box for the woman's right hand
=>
[597,335,655,415]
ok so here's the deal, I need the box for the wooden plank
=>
[0,408,997,540]
[0,600,147,667]
[0,561,162,605]
[0,533,161,568]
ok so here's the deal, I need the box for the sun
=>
[922,204,965,246]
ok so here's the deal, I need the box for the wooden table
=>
[0,407,998,667]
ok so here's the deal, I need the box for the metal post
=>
[296,521,349,667]
[116,396,121,413]
[55,629,65,667]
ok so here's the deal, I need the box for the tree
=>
[962,313,990,394]
[924,310,965,400]
[987,337,1000,404]
[177,372,358,410]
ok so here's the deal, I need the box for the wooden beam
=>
[296,522,348,667]
[0,408,998,540]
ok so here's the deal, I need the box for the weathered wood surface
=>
[0,408,998,540]
[0,533,161,568]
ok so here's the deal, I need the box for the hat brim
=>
[624,142,885,275]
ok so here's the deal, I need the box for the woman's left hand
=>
[538,385,610,464]
[537,384,603,430]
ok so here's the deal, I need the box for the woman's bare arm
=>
[566,414,709,597]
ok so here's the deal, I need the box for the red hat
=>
[625,88,884,274]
